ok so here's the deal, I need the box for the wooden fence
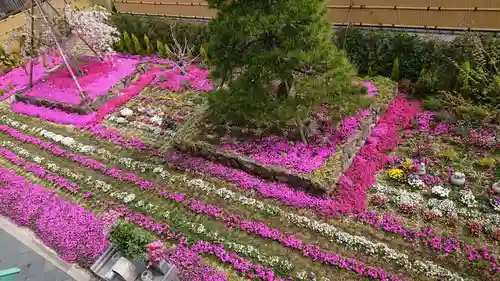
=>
[0,0,92,50]
[112,0,500,31]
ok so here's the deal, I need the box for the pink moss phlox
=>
[2,124,494,272]
[162,197,405,281]
[0,167,109,264]
[0,126,154,190]
[80,124,149,150]
[220,136,335,173]
[363,82,378,97]
[0,54,62,101]
[322,95,421,216]
[165,151,335,210]
[151,64,213,92]
[220,109,368,173]
[11,102,97,125]
[0,148,80,193]
[23,56,138,104]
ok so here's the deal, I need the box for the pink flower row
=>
[219,109,369,174]
[147,239,228,281]
[0,125,154,190]
[11,102,97,125]
[0,148,81,193]
[0,167,109,265]
[0,125,404,280]
[326,94,421,215]
[80,124,150,150]
[4,123,497,272]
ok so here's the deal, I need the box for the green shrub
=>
[423,96,442,110]
[110,14,209,55]
[156,40,166,57]
[391,56,400,81]
[478,157,496,168]
[123,31,134,53]
[144,34,153,55]
[415,67,440,95]
[109,221,156,261]
[131,33,142,54]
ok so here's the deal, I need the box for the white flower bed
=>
[431,185,450,198]
[107,115,175,136]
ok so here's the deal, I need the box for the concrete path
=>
[0,216,96,281]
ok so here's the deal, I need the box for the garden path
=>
[0,216,94,281]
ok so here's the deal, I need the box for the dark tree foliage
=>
[206,0,361,126]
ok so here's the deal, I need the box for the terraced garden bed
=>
[0,53,498,281]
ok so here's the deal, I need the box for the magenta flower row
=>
[11,102,97,125]
[0,125,404,280]
[165,95,420,216]
[219,109,368,174]
[0,125,154,190]
[0,148,81,193]
[326,94,422,215]
[0,167,109,265]
[147,239,229,281]
[80,124,150,150]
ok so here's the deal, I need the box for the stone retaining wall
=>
[176,86,398,195]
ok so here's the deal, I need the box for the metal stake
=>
[33,0,86,100]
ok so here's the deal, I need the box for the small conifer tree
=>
[123,31,134,54]
[156,40,166,57]
[131,33,142,54]
[144,34,153,55]
[391,55,400,81]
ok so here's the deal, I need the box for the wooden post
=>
[29,0,35,87]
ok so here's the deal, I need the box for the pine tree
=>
[123,32,134,54]
[131,33,143,54]
[207,0,356,123]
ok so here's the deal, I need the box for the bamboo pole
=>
[33,0,86,100]
[28,0,34,87]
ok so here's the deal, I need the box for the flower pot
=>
[141,270,153,281]
[451,172,466,186]
[451,177,465,186]
[493,182,500,194]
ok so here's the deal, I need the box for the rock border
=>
[175,85,398,195]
